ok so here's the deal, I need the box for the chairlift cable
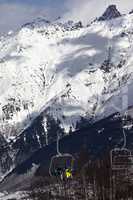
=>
[57,134,61,156]
[122,113,127,149]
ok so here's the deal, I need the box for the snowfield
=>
[0,191,27,200]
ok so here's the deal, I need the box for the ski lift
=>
[49,134,75,179]
[110,112,133,170]
[110,148,133,170]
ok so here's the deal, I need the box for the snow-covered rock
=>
[98,5,121,21]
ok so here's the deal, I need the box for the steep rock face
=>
[98,5,121,21]
[0,113,64,176]
[12,113,64,165]
[0,134,12,176]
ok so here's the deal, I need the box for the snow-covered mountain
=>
[1,5,133,178]
[0,6,133,136]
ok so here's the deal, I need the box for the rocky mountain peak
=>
[98,5,121,21]
[129,9,133,14]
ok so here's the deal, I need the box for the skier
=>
[65,168,72,179]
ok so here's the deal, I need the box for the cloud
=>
[63,0,104,24]
[0,3,43,33]
[0,2,63,34]
[63,0,133,24]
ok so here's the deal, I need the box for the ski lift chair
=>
[49,153,74,178]
[49,132,75,179]
[110,112,133,170]
[110,148,133,170]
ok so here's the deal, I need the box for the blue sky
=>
[2,0,66,8]
[0,0,133,34]
[0,0,67,33]
[0,0,63,5]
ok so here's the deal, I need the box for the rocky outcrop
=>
[98,5,121,21]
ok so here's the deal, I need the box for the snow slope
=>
[1,7,133,139]
[0,191,27,200]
